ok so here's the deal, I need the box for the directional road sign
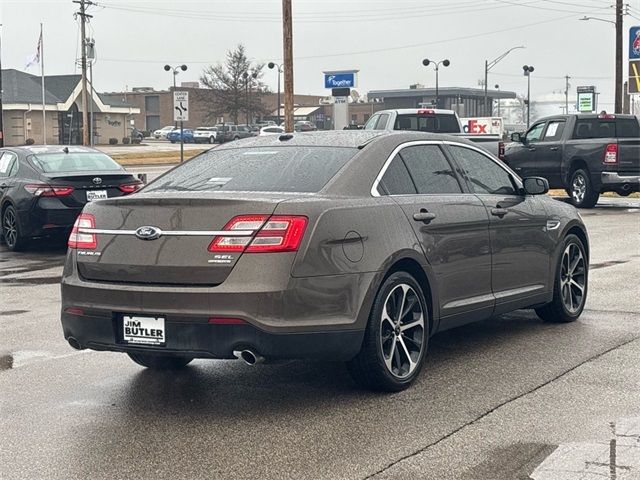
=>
[173,91,189,122]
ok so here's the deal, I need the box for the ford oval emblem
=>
[92,177,103,185]
[135,226,161,240]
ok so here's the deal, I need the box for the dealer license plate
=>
[123,316,165,345]
[86,190,108,201]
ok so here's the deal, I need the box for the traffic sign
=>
[629,60,640,94]
[173,91,189,122]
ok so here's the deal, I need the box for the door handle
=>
[491,208,509,217]
[549,147,559,151]
[413,210,437,223]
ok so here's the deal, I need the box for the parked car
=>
[0,145,142,251]
[216,124,252,142]
[259,126,285,136]
[294,121,317,132]
[364,108,502,157]
[237,125,256,139]
[129,127,144,141]
[153,126,176,139]
[167,129,195,143]
[60,131,588,392]
[193,127,218,144]
[503,113,640,208]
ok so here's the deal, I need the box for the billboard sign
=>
[630,26,640,60]
[576,86,596,113]
[324,71,357,89]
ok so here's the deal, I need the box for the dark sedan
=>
[60,132,589,391]
[0,145,142,251]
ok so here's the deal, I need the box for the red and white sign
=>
[461,117,503,135]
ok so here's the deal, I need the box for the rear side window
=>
[145,147,358,193]
[379,156,416,195]
[376,114,390,130]
[616,118,640,138]
[394,114,460,133]
[542,121,565,141]
[29,152,122,173]
[573,119,616,139]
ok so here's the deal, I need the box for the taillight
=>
[25,184,74,197]
[118,181,143,194]
[498,141,505,160]
[208,215,308,253]
[603,143,618,164]
[417,109,435,116]
[68,213,97,249]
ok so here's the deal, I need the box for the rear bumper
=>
[20,198,81,238]
[61,311,363,360]
[601,171,640,191]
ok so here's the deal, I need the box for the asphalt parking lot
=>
[1,198,639,480]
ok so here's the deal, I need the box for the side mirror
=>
[511,132,523,143]
[523,177,549,195]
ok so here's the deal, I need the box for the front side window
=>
[525,122,546,142]
[364,114,380,130]
[449,146,517,196]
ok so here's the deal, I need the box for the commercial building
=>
[0,69,140,146]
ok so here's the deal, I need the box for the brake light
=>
[208,317,247,325]
[118,181,143,194]
[68,213,97,249]
[598,113,615,119]
[603,143,618,164]
[25,184,74,197]
[417,109,435,116]
[208,215,308,253]
[498,141,505,160]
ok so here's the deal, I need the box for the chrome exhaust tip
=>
[67,337,83,350]
[233,349,265,366]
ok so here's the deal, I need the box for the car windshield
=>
[394,114,460,133]
[29,152,122,173]
[145,146,358,193]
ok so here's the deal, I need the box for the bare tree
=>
[199,44,268,124]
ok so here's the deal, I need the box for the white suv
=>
[193,127,218,144]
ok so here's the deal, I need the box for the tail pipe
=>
[233,349,265,366]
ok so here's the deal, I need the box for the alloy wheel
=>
[379,284,425,379]
[560,243,586,313]
[571,173,586,204]
[3,209,17,248]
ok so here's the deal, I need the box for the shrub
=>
[25,138,35,145]
[122,137,131,144]
[109,138,118,145]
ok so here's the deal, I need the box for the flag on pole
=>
[25,31,43,69]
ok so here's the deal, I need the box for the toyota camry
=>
[60,131,589,391]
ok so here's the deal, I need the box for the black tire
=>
[347,271,429,392]
[536,234,588,323]
[2,205,27,252]
[233,136,239,141]
[127,352,193,370]
[568,168,599,208]
[209,136,215,144]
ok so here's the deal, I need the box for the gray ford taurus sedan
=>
[60,131,589,391]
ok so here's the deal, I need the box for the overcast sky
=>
[2,0,640,109]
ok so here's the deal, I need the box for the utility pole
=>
[615,0,623,113]
[564,75,571,114]
[0,24,4,148]
[73,0,92,146]
[282,0,294,132]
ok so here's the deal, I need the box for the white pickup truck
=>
[364,108,503,157]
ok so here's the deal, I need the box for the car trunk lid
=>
[43,171,138,206]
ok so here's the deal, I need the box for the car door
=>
[505,121,546,178]
[0,151,20,204]
[374,142,493,328]
[446,143,550,314]
[534,119,566,188]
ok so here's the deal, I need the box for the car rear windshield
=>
[573,118,640,139]
[394,114,461,133]
[145,146,358,193]
[29,152,122,173]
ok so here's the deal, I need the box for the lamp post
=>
[523,65,535,129]
[580,15,621,113]
[164,64,187,162]
[484,46,525,116]
[268,62,284,125]
[422,58,450,108]
[494,84,501,117]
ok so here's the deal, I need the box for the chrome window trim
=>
[78,228,254,237]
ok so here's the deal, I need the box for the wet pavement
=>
[0,199,639,479]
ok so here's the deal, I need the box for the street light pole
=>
[164,64,187,162]
[268,62,284,125]
[523,65,535,129]
[495,84,501,117]
[484,46,525,117]
[422,58,450,108]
